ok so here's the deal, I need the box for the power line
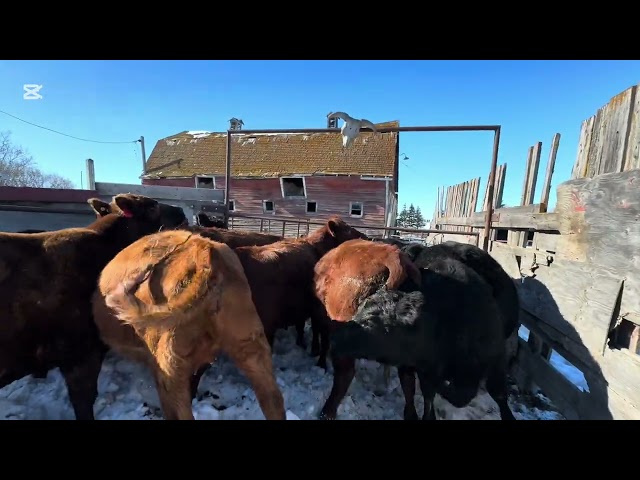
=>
[0,108,139,145]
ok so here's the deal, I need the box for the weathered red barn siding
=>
[144,175,389,236]
[144,175,387,224]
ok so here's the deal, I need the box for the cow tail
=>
[105,239,219,330]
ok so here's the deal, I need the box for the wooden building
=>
[141,118,400,235]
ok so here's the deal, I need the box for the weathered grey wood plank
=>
[488,245,521,279]
[517,252,623,359]
[555,169,640,316]
[540,133,561,210]
[586,107,604,178]
[572,116,595,179]
[597,88,636,176]
[438,211,558,230]
[598,348,640,419]
[524,142,542,206]
[515,338,580,420]
[533,232,559,253]
[624,86,640,171]
[520,146,534,207]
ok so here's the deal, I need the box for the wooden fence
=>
[433,82,640,420]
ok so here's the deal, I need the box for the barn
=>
[140,117,400,237]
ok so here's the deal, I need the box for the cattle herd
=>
[0,192,520,421]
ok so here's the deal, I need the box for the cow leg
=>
[190,364,210,400]
[398,365,418,420]
[310,313,321,357]
[60,346,106,420]
[319,355,356,420]
[225,335,286,420]
[316,321,331,371]
[416,370,437,420]
[295,320,307,350]
[485,360,516,421]
[153,367,194,420]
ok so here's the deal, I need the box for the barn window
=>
[228,200,235,211]
[280,177,306,198]
[263,200,275,213]
[195,176,215,189]
[349,201,363,218]
[306,201,317,213]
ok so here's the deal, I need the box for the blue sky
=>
[1,60,639,219]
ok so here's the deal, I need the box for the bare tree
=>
[0,130,75,189]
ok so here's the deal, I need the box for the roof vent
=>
[229,117,244,131]
[327,112,338,129]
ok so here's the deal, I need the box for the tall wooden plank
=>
[586,108,605,178]
[597,88,636,176]
[623,85,640,172]
[572,117,595,179]
[469,177,480,213]
[540,133,561,211]
[520,146,534,206]
[524,142,542,206]
[482,171,490,212]
[463,181,471,217]
[495,164,506,208]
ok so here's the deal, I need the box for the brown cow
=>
[311,238,421,420]
[92,229,286,421]
[187,225,283,250]
[179,217,367,397]
[235,217,367,346]
[0,193,187,420]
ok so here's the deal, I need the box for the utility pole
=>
[139,136,147,175]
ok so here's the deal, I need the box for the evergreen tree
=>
[407,204,417,227]
[396,203,408,227]
[414,206,426,228]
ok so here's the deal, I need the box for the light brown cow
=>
[92,229,286,421]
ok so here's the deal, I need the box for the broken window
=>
[281,177,306,198]
[196,176,215,189]
[263,200,274,213]
[349,202,363,217]
[306,201,317,213]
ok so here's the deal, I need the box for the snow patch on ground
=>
[0,327,564,420]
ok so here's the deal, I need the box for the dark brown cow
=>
[93,229,286,421]
[0,193,187,420]
[187,225,283,250]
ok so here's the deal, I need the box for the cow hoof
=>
[316,358,328,371]
[318,411,336,420]
[403,407,419,421]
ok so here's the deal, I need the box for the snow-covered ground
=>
[0,326,567,420]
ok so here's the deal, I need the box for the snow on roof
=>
[186,130,212,139]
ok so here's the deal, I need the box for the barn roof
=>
[142,120,399,179]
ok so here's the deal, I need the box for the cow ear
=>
[88,198,111,217]
[113,193,158,218]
